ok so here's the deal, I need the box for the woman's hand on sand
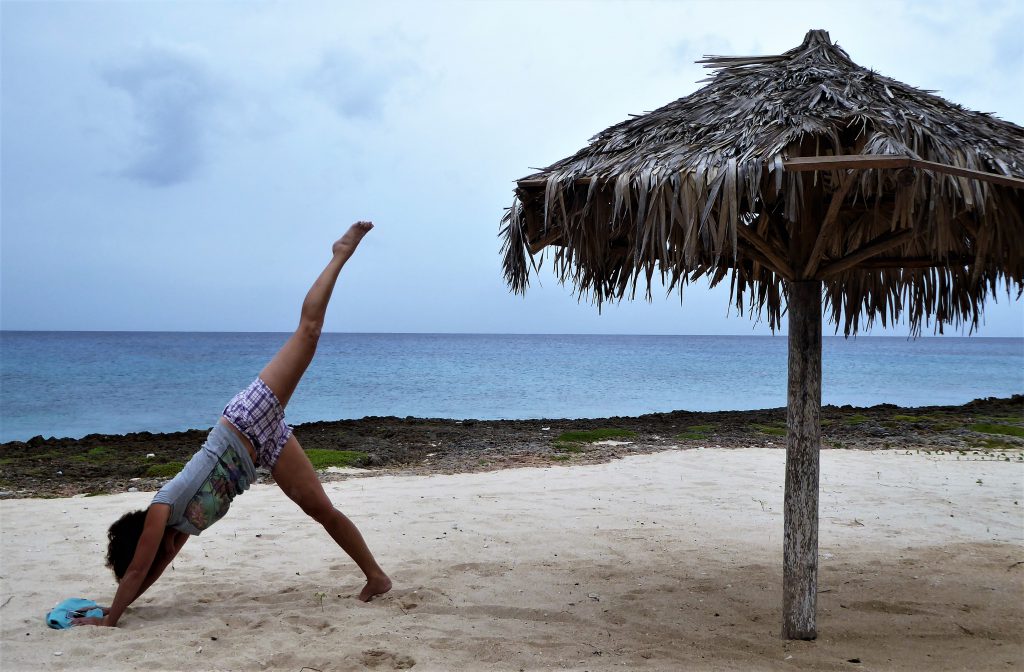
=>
[332,221,373,260]
[71,607,111,626]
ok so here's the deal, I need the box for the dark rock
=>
[3,395,1020,498]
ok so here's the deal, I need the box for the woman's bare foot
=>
[333,221,373,260]
[358,573,392,602]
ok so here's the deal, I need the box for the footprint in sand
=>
[360,648,416,669]
[847,599,934,615]
[448,562,506,578]
[376,586,437,609]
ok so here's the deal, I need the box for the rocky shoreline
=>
[1,395,1021,499]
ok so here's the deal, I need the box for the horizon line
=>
[1,329,1021,339]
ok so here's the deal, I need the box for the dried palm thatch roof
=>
[501,29,1024,334]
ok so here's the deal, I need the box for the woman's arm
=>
[134,530,189,600]
[78,504,172,627]
[73,529,186,626]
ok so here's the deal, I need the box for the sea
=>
[0,332,1021,443]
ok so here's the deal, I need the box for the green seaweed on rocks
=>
[676,424,715,440]
[555,428,637,443]
[969,423,1024,438]
[553,428,636,454]
[145,462,185,478]
[72,446,119,463]
[304,449,368,470]
[969,437,1019,450]
[753,422,787,436]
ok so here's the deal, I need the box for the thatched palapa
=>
[502,29,1023,335]
[500,29,1024,641]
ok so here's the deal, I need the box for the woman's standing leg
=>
[272,436,391,601]
[259,221,391,600]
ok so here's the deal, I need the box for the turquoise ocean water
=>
[1,332,1021,442]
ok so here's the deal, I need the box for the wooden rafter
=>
[802,170,855,279]
[528,229,564,254]
[817,229,916,278]
[735,238,784,277]
[855,256,975,269]
[736,224,795,280]
[518,155,1024,191]
[784,155,1024,190]
[518,176,593,189]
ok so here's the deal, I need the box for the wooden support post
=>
[782,280,822,640]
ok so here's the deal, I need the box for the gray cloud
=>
[992,19,1024,75]
[102,45,217,186]
[307,48,408,120]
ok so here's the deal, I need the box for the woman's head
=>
[106,509,147,581]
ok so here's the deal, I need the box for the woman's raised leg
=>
[259,221,373,409]
[272,435,392,601]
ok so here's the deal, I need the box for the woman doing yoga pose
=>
[74,221,391,627]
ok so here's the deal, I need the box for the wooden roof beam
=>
[520,156,1024,190]
[735,239,787,278]
[736,223,795,280]
[854,256,976,269]
[802,170,855,279]
[817,229,915,278]
[784,155,1024,190]
[527,228,565,254]
[518,176,594,189]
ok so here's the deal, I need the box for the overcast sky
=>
[2,0,1022,336]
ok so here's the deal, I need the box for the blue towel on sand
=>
[46,598,104,629]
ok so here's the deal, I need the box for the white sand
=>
[2,448,1022,671]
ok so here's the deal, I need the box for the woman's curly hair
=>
[106,509,147,581]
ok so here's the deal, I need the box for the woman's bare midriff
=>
[218,417,258,465]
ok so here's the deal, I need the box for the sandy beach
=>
[1,447,1022,671]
